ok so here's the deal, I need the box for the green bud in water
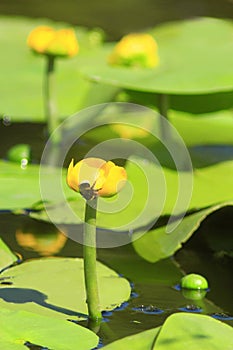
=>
[7,144,31,167]
[181,273,209,290]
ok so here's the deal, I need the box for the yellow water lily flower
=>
[27,26,79,58]
[108,33,159,68]
[67,158,127,199]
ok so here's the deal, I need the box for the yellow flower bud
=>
[108,33,159,68]
[27,26,79,58]
[67,158,127,199]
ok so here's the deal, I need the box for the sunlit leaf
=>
[0,160,70,210]
[102,327,161,350]
[1,153,233,233]
[103,313,233,350]
[75,18,233,94]
[0,307,98,350]
[153,312,233,350]
[133,202,233,263]
[0,257,131,320]
[30,158,233,231]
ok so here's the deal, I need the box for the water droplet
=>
[178,304,202,313]
[21,158,28,169]
[132,305,164,314]
[2,115,11,126]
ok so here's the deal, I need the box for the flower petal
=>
[67,159,79,191]
[27,26,55,54]
[98,165,127,197]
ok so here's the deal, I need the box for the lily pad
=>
[0,306,98,350]
[133,202,233,263]
[0,238,18,272]
[102,327,161,350]
[154,312,233,350]
[31,158,233,231]
[103,313,233,350]
[0,160,70,210]
[0,257,131,320]
[169,109,233,147]
[75,17,233,94]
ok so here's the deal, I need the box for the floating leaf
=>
[31,158,233,232]
[102,327,161,350]
[0,257,131,320]
[153,312,233,350]
[0,160,70,210]
[0,238,18,271]
[0,307,98,350]
[1,154,233,233]
[169,109,233,147]
[103,313,233,350]
[133,202,233,263]
[75,18,233,94]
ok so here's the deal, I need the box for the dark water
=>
[0,0,233,39]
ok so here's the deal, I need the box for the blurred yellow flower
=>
[16,229,67,256]
[108,33,159,68]
[111,124,149,139]
[67,158,127,199]
[27,26,79,58]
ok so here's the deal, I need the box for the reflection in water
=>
[15,221,67,256]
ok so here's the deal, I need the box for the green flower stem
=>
[45,55,58,136]
[83,197,102,322]
[44,55,61,165]
[157,93,171,141]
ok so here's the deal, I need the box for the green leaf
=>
[153,312,233,350]
[0,16,118,121]
[103,313,233,350]
[0,238,18,271]
[170,109,233,147]
[0,307,98,350]
[76,18,233,94]
[102,327,161,350]
[0,257,131,320]
[31,158,233,231]
[133,202,233,263]
[0,160,71,210]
